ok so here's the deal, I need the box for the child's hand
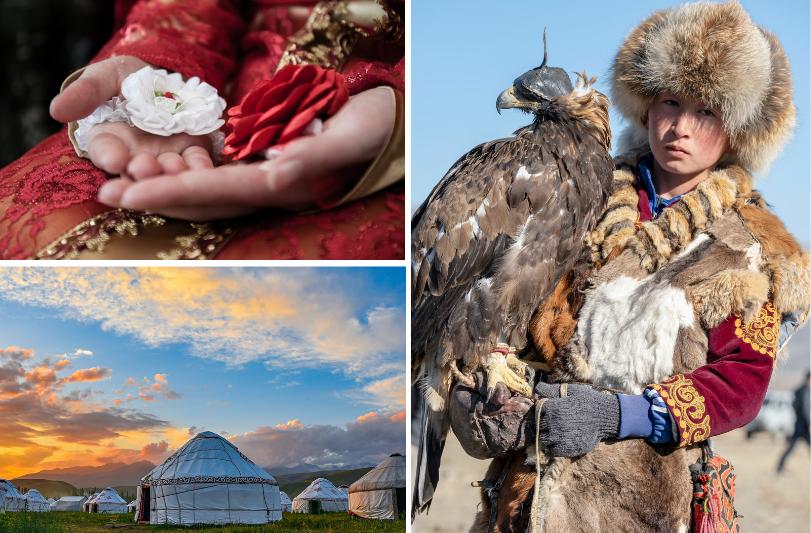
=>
[96,86,396,221]
[50,55,215,177]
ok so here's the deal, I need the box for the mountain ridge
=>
[16,460,155,488]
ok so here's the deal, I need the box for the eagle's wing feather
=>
[411,99,614,519]
[412,131,535,375]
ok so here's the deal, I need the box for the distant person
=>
[777,371,811,473]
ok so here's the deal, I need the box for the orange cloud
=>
[274,419,304,430]
[1,347,34,360]
[356,411,380,424]
[118,374,179,404]
[54,359,70,370]
[25,366,58,390]
[95,440,170,465]
[60,367,111,384]
[389,410,405,423]
[0,344,171,478]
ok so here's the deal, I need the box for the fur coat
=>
[471,156,810,532]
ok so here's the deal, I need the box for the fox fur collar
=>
[587,157,809,332]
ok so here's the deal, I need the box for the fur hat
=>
[611,1,795,173]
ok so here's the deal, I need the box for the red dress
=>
[0,0,404,259]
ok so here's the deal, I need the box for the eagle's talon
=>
[505,352,529,375]
[450,359,476,389]
[482,349,533,400]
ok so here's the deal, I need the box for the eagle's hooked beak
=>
[496,86,526,114]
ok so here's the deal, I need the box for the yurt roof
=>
[24,489,49,503]
[280,491,292,505]
[0,479,23,497]
[295,478,347,501]
[85,492,100,504]
[349,453,406,493]
[145,431,276,485]
[94,487,126,504]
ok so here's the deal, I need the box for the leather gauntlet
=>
[449,372,534,459]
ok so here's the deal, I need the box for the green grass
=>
[0,512,405,532]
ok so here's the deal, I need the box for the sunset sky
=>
[0,267,406,479]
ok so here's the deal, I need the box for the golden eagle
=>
[411,41,614,517]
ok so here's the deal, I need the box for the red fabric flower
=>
[222,64,349,161]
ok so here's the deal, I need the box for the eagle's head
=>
[496,30,573,116]
[496,31,611,151]
[496,66,573,115]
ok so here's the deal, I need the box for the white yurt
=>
[89,487,127,513]
[136,431,281,525]
[279,491,292,513]
[83,492,99,512]
[0,480,26,511]
[348,453,406,519]
[24,489,51,512]
[47,497,57,507]
[292,478,348,513]
[127,500,137,513]
[52,495,86,511]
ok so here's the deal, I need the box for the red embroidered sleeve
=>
[95,0,245,91]
[650,302,779,446]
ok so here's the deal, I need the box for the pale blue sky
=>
[412,0,810,243]
[0,267,406,475]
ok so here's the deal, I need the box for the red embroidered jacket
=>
[637,181,781,446]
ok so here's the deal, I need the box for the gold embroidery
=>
[734,302,780,358]
[35,210,166,259]
[277,0,402,71]
[157,223,235,260]
[34,209,233,260]
[650,374,711,446]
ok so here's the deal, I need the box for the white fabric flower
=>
[121,66,225,136]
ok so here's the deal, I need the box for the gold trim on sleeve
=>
[734,302,780,359]
[650,374,711,447]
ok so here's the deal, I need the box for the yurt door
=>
[395,487,406,517]
[138,487,150,522]
[309,500,319,514]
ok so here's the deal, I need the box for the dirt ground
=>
[412,429,809,532]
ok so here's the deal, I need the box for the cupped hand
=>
[51,55,214,178]
[96,86,396,220]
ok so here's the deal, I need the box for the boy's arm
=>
[648,302,779,446]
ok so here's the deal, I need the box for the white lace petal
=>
[74,97,131,152]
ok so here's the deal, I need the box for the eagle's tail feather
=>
[412,361,451,521]
[416,375,445,412]
[412,390,449,521]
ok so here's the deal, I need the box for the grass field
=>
[0,512,405,532]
